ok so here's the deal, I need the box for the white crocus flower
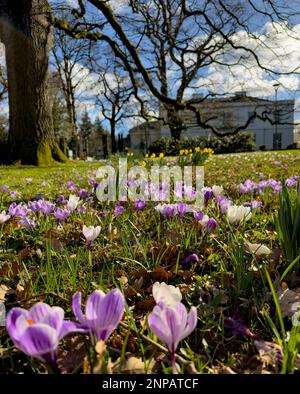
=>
[0,210,10,224]
[82,225,101,242]
[227,205,252,224]
[152,282,182,306]
[199,214,209,226]
[66,194,81,211]
[245,242,271,256]
[212,185,223,197]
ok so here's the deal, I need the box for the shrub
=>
[148,133,255,156]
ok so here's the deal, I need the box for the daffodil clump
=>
[179,147,214,156]
[177,146,214,166]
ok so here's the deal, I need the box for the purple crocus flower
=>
[78,188,88,199]
[193,211,204,221]
[148,302,197,365]
[114,204,124,216]
[10,191,17,200]
[0,185,9,192]
[216,195,231,214]
[77,205,87,214]
[9,202,29,218]
[54,208,70,223]
[18,217,36,230]
[72,289,125,343]
[39,201,55,217]
[239,179,257,194]
[203,187,213,206]
[6,303,78,366]
[28,200,54,217]
[181,253,200,268]
[285,178,297,187]
[224,317,255,338]
[57,194,68,205]
[176,202,189,218]
[134,200,147,210]
[93,182,100,190]
[206,217,217,232]
[67,180,76,191]
[244,200,263,210]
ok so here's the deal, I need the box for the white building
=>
[129,92,295,152]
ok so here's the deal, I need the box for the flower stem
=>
[171,352,178,374]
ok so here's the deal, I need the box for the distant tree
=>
[79,109,93,156]
[96,63,134,153]
[52,10,92,138]
[88,116,110,158]
[49,72,74,154]
[0,0,67,164]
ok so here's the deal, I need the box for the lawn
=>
[1,150,300,374]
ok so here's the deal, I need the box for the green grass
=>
[1,150,300,374]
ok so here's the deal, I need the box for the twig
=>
[5,292,69,307]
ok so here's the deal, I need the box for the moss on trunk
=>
[36,140,68,166]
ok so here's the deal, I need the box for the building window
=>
[273,132,282,149]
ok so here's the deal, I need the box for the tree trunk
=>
[166,107,184,140]
[0,0,67,165]
[110,113,117,153]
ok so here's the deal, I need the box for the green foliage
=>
[148,133,255,155]
[275,182,300,266]
[80,109,94,139]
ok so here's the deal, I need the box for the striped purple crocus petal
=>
[72,288,125,342]
[72,291,85,323]
[165,303,188,352]
[148,304,173,351]
[28,303,53,322]
[93,289,125,341]
[179,306,198,341]
[20,324,58,364]
[6,308,30,346]
[85,290,106,321]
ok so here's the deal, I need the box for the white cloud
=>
[191,22,300,100]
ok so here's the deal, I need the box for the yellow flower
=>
[179,149,184,155]
[151,153,156,158]
[159,153,164,158]
[194,147,201,153]
[185,149,189,155]
[189,149,193,153]
[202,147,214,156]
[140,161,146,167]
[145,153,149,158]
